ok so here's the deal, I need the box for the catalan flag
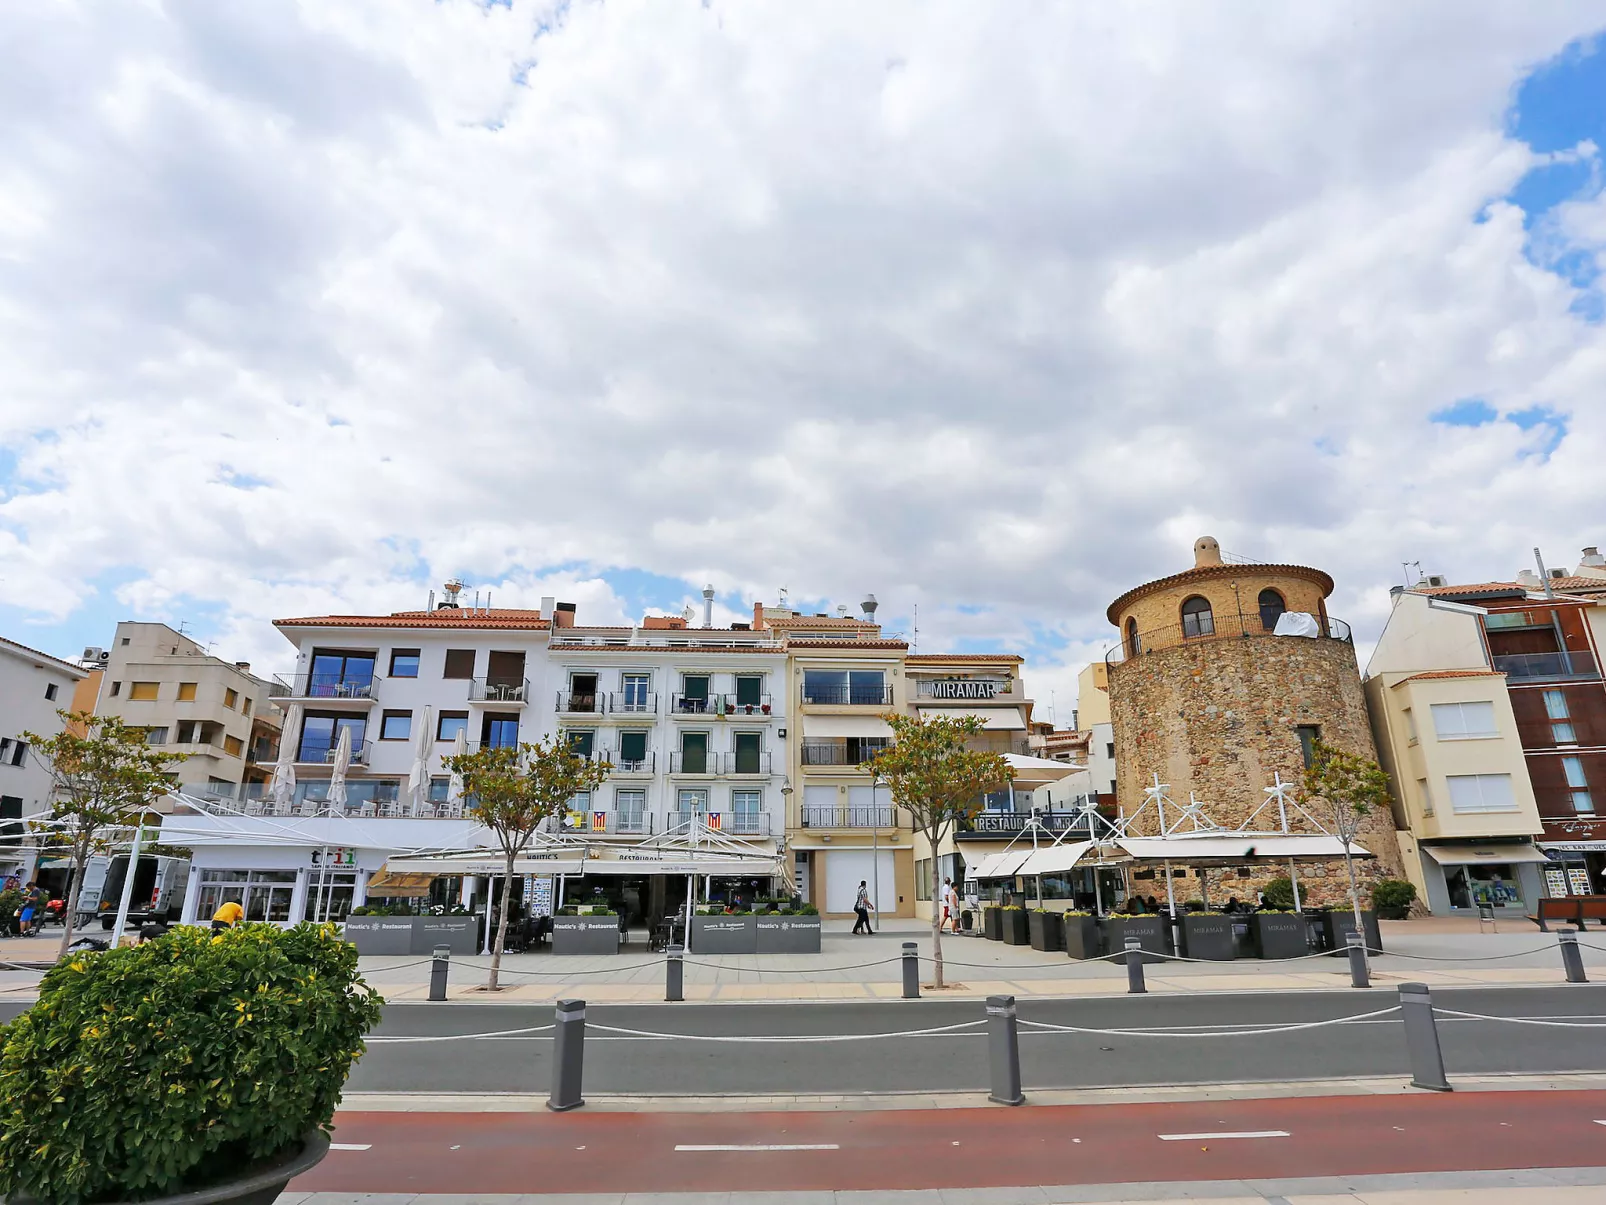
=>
[707,812,722,831]
[592,811,607,832]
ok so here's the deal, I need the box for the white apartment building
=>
[0,635,87,881]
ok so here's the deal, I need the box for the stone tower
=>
[1105,537,1403,902]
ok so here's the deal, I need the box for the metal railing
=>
[723,813,772,836]
[801,684,894,706]
[725,751,772,775]
[471,677,531,703]
[1107,612,1354,666]
[801,741,889,766]
[800,805,895,829]
[294,740,373,766]
[718,693,774,716]
[272,673,383,700]
[669,751,715,774]
[608,692,659,715]
[609,812,653,835]
[1493,650,1599,680]
[556,691,605,714]
[599,750,655,773]
[670,693,715,715]
[180,789,468,821]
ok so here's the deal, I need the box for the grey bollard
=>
[1559,929,1588,984]
[1346,932,1370,988]
[1398,982,1451,1092]
[1125,939,1146,994]
[902,942,920,999]
[666,945,685,1001]
[985,994,1024,1106]
[428,944,450,1002]
[547,999,586,1112]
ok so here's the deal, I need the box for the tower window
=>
[1296,725,1322,768]
[1180,596,1215,638]
[1258,588,1286,631]
[1125,617,1141,657]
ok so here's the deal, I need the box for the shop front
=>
[1540,842,1606,899]
[1416,842,1548,916]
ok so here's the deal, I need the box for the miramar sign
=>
[925,679,1002,699]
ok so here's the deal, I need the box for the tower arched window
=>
[1180,595,1215,638]
[1125,617,1141,658]
[1258,588,1286,631]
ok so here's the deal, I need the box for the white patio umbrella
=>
[268,703,300,814]
[448,729,468,809]
[408,705,434,815]
[327,726,352,812]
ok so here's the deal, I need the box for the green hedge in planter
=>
[1371,878,1418,919]
[0,922,382,1205]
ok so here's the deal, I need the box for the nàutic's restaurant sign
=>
[928,678,1000,699]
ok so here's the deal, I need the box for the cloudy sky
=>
[2,1,1604,719]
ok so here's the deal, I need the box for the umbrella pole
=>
[1092,863,1104,916]
[1288,858,1302,911]
[1164,858,1179,952]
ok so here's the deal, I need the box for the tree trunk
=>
[488,852,516,991]
[57,832,90,960]
[1342,842,1366,959]
[927,819,946,990]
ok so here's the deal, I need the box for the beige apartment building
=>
[91,622,281,800]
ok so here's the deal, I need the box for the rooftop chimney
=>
[540,595,555,618]
[1582,546,1604,567]
[553,602,576,629]
[702,584,715,628]
[235,661,250,672]
[861,593,878,621]
[1516,569,1541,588]
[1193,536,1223,568]
[443,579,463,608]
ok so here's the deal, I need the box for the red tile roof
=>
[1409,582,1528,598]
[275,608,552,630]
[1397,669,1504,682]
[905,654,1026,663]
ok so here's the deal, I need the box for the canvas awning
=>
[364,869,436,897]
[969,849,1037,879]
[381,853,782,877]
[1116,834,1373,865]
[1001,753,1084,785]
[803,715,895,738]
[1015,841,1096,877]
[1421,843,1549,866]
[917,707,1026,731]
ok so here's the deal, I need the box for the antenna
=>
[1401,560,1421,587]
[912,604,919,653]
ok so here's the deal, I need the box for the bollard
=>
[1346,932,1370,988]
[428,944,450,1002]
[1125,939,1146,994]
[1398,982,1451,1092]
[666,945,685,1001]
[1559,929,1589,984]
[902,942,921,999]
[985,994,1024,1106]
[548,999,587,1112]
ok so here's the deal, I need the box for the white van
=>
[90,854,191,928]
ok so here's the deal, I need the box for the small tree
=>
[869,713,1013,990]
[444,737,611,990]
[22,711,183,958]
[1302,740,1392,949]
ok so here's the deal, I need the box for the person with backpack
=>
[852,880,874,934]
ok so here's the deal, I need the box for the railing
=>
[294,740,373,766]
[718,693,774,716]
[725,751,772,775]
[609,812,653,835]
[1106,612,1354,666]
[608,692,659,715]
[801,741,889,766]
[1493,650,1599,680]
[470,677,531,703]
[723,813,772,836]
[556,691,604,714]
[801,684,894,706]
[670,693,715,715]
[598,750,655,773]
[801,806,895,829]
[273,673,383,700]
[669,751,715,774]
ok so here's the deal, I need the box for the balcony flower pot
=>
[1028,909,1063,952]
[982,906,1004,941]
[1179,912,1236,961]
[1062,913,1100,960]
[761,704,771,714]
[1000,907,1030,946]
[1250,910,1309,959]
[1102,914,1166,964]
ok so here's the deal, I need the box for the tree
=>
[22,711,184,958]
[444,737,611,990]
[868,713,1013,990]
[1301,740,1392,952]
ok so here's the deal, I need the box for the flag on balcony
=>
[564,809,584,829]
[592,811,606,832]
[707,811,722,830]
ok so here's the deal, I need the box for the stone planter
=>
[691,914,757,954]
[982,907,1004,941]
[1000,908,1030,946]
[1180,913,1236,961]
[1103,915,1166,964]
[1062,914,1101,960]
[755,914,821,953]
[1250,911,1309,959]
[1028,910,1064,952]
[551,915,621,955]
[1320,909,1383,956]
[30,1131,332,1205]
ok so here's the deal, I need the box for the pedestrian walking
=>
[941,877,959,933]
[19,882,44,937]
[852,880,874,934]
[211,899,244,934]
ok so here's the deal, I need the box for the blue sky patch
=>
[1505,404,1569,459]
[1430,398,1498,427]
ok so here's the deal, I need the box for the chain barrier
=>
[458,959,668,978]
[0,961,48,975]
[1362,945,1560,963]
[366,1023,557,1044]
[1014,1005,1402,1039]
[679,955,902,974]
[1433,1008,1606,1030]
[584,1019,989,1043]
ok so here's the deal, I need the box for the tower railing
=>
[1105,612,1353,667]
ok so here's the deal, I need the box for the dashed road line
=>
[675,1143,841,1152]
[1157,1130,1290,1141]
[330,1143,373,1151]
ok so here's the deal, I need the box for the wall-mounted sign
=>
[311,847,356,867]
[927,679,1000,700]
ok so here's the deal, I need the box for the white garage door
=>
[825,850,896,913]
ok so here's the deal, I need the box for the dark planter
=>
[982,907,1004,941]
[18,1131,333,1205]
[1320,909,1383,956]
[1000,909,1030,946]
[342,916,479,956]
[755,915,821,953]
[1376,905,1411,921]
[1062,914,1101,960]
[551,915,621,955]
[1103,915,1166,964]
[1028,911,1064,952]
[1180,913,1236,961]
[691,914,757,954]
[1251,911,1309,959]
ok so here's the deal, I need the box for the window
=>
[621,674,652,712]
[174,682,197,702]
[242,698,252,716]
[120,636,130,646]
[734,675,764,707]
[194,870,297,924]
[380,711,412,741]
[1,795,22,846]
[1417,778,1433,816]
[224,688,239,709]
[129,681,160,701]
[1563,756,1594,814]
[1296,724,1321,768]
[307,651,376,696]
[1125,617,1141,657]
[675,788,708,818]
[1446,773,1518,814]
[1404,708,1418,744]
[616,789,646,830]
[1445,863,1524,910]
[224,735,244,757]
[1430,701,1497,740]
[802,669,887,705]
[915,858,933,901]
[428,776,450,804]
[1258,589,1287,631]
[389,649,421,678]
[567,729,596,757]
[1544,690,1577,744]
[731,789,762,833]
[733,732,762,774]
[298,715,366,763]
[618,730,648,769]
[44,682,58,701]
[675,674,710,712]
[145,728,168,746]
[437,712,468,742]
[110,681,121,696]
[680,731,709,774]
[483,714,519,749]
[1106,742,1115,760]
[1180,596,1215,638]
[442,649,476,679]
[5,740,27,767]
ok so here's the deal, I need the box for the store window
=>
[305,870,358,922]
[1444,864,1523,910]
[194,870,297,923]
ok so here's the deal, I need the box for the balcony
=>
[471,677,531,705]
[721,813,772,837]
[556,691,605,715]
[670,693,716,716]
[718,693,774,717]
[294,740,373,767]
[608,812,654,835]
[598,750,655,774]
[669,751,716,775]
[725,751,772,776]
[801,806,895,829]
[1492,650,1599,680]
[801,741,889,767]
[801,684,894,707]
[1107,613,1354,666]
[608,691,659,716]
[273,673,382,703]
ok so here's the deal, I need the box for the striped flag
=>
[592,811,607,832]
[707,812,722,831]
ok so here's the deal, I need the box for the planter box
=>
[1000,909,1030,946]
[1103,915,1166,964]
[1251,911,1308,959]
[100,1130,331,1205]
[1028,911,1064,952]
[551,915,621,955]
[1180,913,1236,961]
[342,916,480,956]
[1321,909,1383,956]
[413,915,478,955]
[982,907,1004,941]
[692,914,757,954]
[1062,914,1101,960]
[755,915,821,953]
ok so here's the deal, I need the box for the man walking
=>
[852,880,874,934]
[941,877,960,933]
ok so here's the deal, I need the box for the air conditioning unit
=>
[82,647,109,664]
[1426,575,1448,588]
[1549,568,1567,579]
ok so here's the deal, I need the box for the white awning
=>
[803,715,895,738]
[1002,752,1082,785]
[1016,841,1095,877]
[970,849,1036,878]
[916,707,1026,731]
[382,853,783,877]
[1421,844,1549,866]
[1115,834,1372,864]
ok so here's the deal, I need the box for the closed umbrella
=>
[269,703,300,815]
[449,729,468,813]
[408,705,434,815]
[327,725,352,813]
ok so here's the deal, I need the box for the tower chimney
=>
[861,593,879,621]
[1193,536,1223,568]
[443,579,463,608]
[702,584,715,628]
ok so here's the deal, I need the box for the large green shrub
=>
[0,922,382,1205]
[1261,877,1297,910]
[1371,878,1418,917]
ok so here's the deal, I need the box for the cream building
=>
[0,635,87,881]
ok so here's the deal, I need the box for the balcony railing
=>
[273,673,382,701]
[471,677,531,704]
[801,741,889,766]
[608,692,659,715]
[599,750,655,773]
[1493,650,1599,680]
[556,691,605,714]
[670,693,716,715]
[609,812,653,835]
[722,813,772,836]
[1107,613,1354,666]
[801,684,894,706]
[718,693,774,716]
[725,751,772,776]
[801,806,895,829]
[669,751,716,774]
[294,740,373,766]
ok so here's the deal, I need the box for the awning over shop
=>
[1115,834,1372,865]
[381,853,782,877]
[364,869,437,896]
[1015,841,1096,877]
[917,707,1025,731]
[970,849,1037,879]
[803,715,895,738]
[1422,844,1549,866]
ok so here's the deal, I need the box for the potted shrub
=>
[761,703,772,715]
[1103,912,1166,963]
[1000,906,1030,946]
[1371,878,1417,920]
[1061,911,1100,960]
[1321,905,1384,955]
[1027,908,1063,952]
[0,922,380,1205]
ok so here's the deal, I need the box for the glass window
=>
[616,788,645,816]
[298,714,366,762]
[442,649,475,679]
[1563,756,1595,813]
[242,698,252,716]
[680,731,708,773]
[484,715,519,749]
[145,728,168,746]
[1543,689,1570,719]
[733,732,762,774]
[1403,708,1417,743]
[676,788,708,817]
[1180,596,1214,638]
[380,711,412,741]
[567,729,595,757]
[224,735,244,757]
[428,776,450,804]
[177,682,197,702]
[1430,701,1497,740]
[1125,618,1141,657]
[621,674,652,712]
[389,649,421,678]
[803,669,845,704]
[223,688,238,709]
[437,712,468,741]
[618,730,648,768]
[1257,589,1286,631]
[732,789,761,814]
[110,681,121,696]
[735,675,763,707]
[44,682,58,700]
[305,870,357,922]
[849,670,886,705]
[1417,778,1433,816]
[1446,773,1518,814]
[1444,864,1524,910]
[129,681,159,701]
[197,870,298,924]
[915,858,932,901]
[308,651,376,696]
[1296,725,1321,768]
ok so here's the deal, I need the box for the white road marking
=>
[1158,1130,1290,1142]
[330,1143,372,1151]
[675,1144,840,1152]
[1594,1120,1606,1126]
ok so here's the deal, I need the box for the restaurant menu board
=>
[1545,866,1595,896]
[1545,867,1570,897]
[1568,867,1592,895]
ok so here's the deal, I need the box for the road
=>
[295,1090,1606,1194]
